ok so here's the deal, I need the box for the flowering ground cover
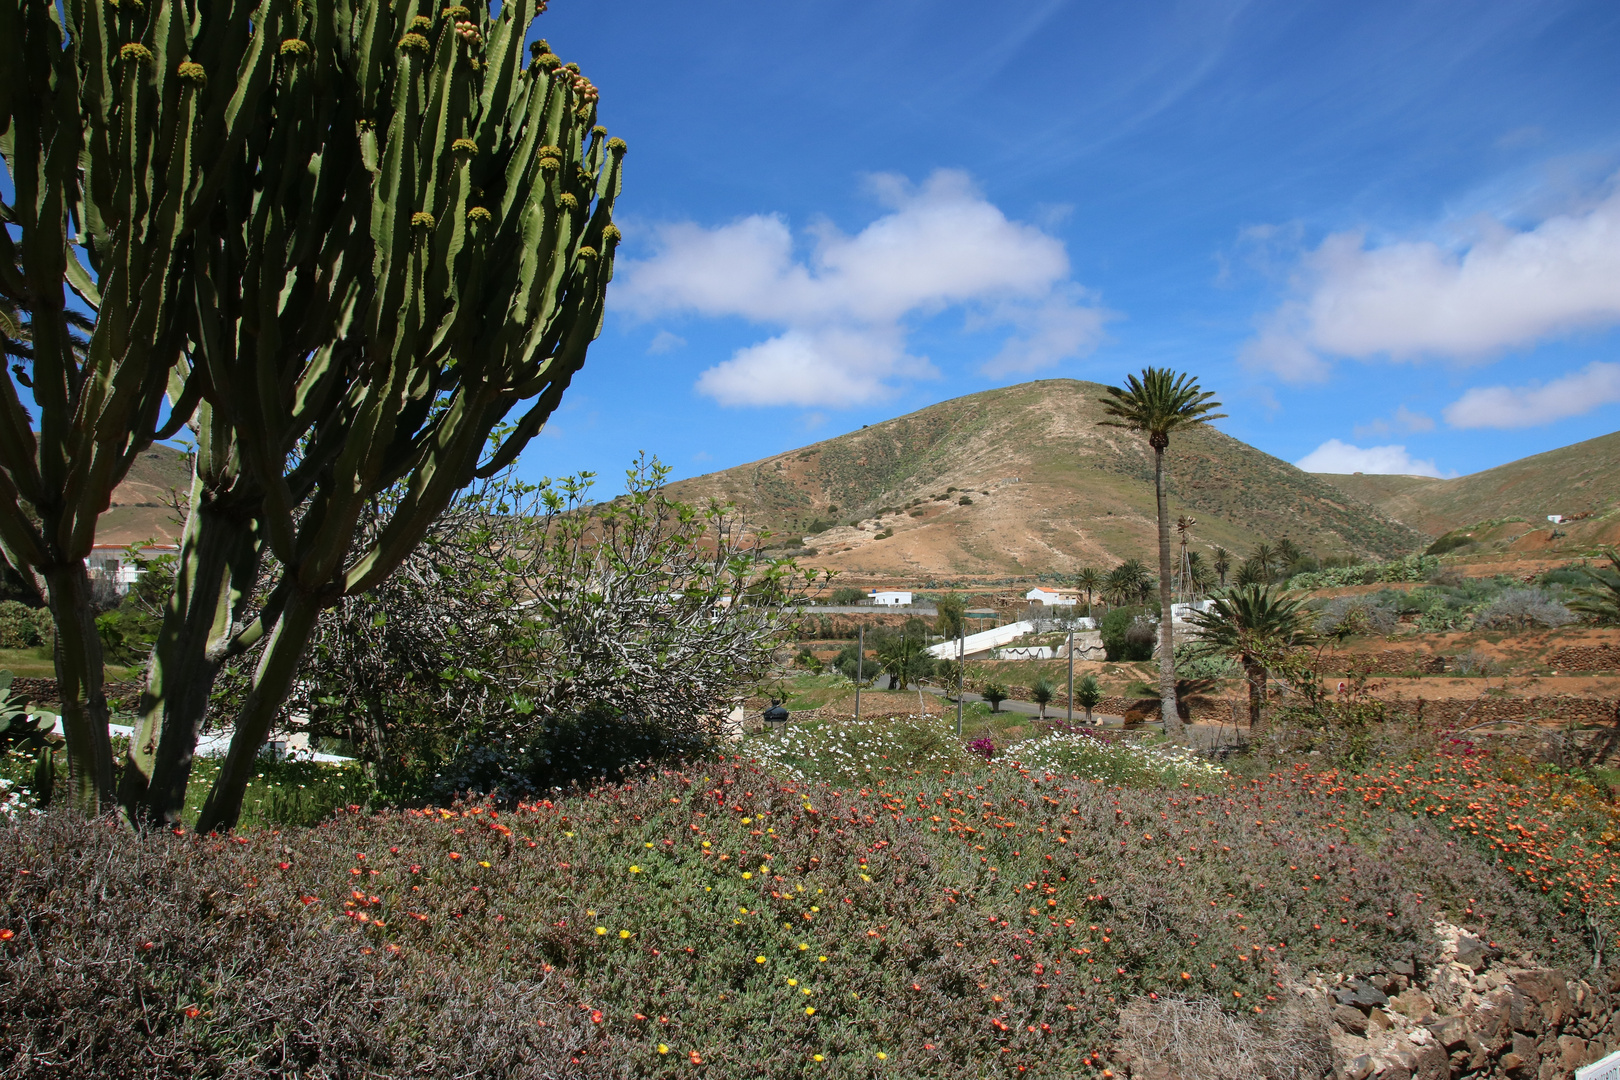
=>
[4,738,1603,1078]
[1297,751,1620,947]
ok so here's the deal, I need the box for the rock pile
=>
[1320,923,1615,1080]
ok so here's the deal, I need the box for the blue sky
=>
[520,0,1620,492]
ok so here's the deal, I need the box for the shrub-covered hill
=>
[2,750,1604,1079]
[664,379,1424,578]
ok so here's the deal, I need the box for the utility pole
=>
[854,625,864,719]
[1066,628,1074,723]
[956,627,964,738]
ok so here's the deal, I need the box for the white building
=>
[870,590,913,606]
[1025,587,1080,606]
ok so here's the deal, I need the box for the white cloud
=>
[1444,361,1620,429]
[647,330,686,355]
[1353,405,1435,438]
[1243,185,1620,381]
[1295,439,1448,478]
[616,170,1109,407]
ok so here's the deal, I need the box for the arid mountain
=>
[96,444,191,547]
[1313,429,1620,551]
[665,380,1424,581]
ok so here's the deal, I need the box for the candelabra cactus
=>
[0,0,285,810]
[112,0,624,829]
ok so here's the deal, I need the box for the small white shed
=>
[870,590,913,606]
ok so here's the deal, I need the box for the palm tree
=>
[1106,558,1150,608]
[1212,547,1232,587]
[1248,542,1280,584]
[1030,676,1056,719]
[1073,674,1103,725]
[1184,584,1314,732]
[1570,547,1620,625]
[1075,568,1102,616]
[1099,369,1225,740]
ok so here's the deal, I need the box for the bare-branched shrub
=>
[1314,595,1398,637]
[1448,649,1500,676]
[1116,995,1330,1080]
[272,457,816,801]
[1473,587,1575,629]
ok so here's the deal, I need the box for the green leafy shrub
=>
[1100,607,1153,661]
[0,602,53,649]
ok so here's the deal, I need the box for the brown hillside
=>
[1314,428,1620,544]
[666,379,1423,581]
[95,444,191,547]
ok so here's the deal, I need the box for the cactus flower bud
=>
[410,212,435,228]
[466,206,492,223]
[576,247,598,261]
[591,125,608,138]
[602,225,622,243]
[398,33,430,52]
[558,193,579,210]
[606,137,627,153]
[538,157,561,173]
[176,61,207,87]
[535,53,561,71]
[119,42,154,64]
[409,15,432,31]
[279,39,310,58]
[440,5,471,18]
[451,138,477,155]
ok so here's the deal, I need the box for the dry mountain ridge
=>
[666,380,1424,580]
[1312,428,1620,542]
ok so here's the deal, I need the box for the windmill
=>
[1175,515,1200,604]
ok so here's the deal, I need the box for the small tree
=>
[1073,674,1103,725]
[935,593,967,640]
[1184,584,1314,732]
[982,682,1008,713]
[1212,547,1232,587]
[1075,568,1102,616]
[830,586,867,606]
[1030,676,1055,718]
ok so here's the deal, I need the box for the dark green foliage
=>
[1072,674,1103,722]
[981,682,1009,711]
[1100,606,1153,662]
[0,602,53,649]
[1426,530,1476,556]
[829,586,867,606]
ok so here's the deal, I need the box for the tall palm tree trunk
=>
[1243,655,1267,732]
[1152,442,1181,739]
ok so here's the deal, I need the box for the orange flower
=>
[689,1050,703,1064]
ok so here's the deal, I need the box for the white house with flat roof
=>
[870,590,912,606]
[1025,587,1080,606]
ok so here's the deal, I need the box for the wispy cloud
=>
[1242,183,1620,382]
[1353,405,1435,439]
[1295,438,1449,478]
[1444,360,1620,429]
[615,170,1110,407]
[647,330,686,355]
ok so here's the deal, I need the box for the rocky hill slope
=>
[1314,429,1620,551]
[666,379,1424,580]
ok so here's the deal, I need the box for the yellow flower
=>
[859,873,872,882]
[741,817,752,824]
[810,906,820,912]
[644,842,654,848]
[701,841,711,848]
[818,956,828,962]
[798,943,810,951]
[658,1044,669,1055]
[479,861,491,868]
[619,930,632,939]
[787,978,798,986]
[755,955,767,964]
[876,1052,888,1061]
[594,926,607,936]
[564,831,574,838]
[742,872,753,880]
[803,988,812,995]
[813,1054,824,1062]
[805,1006,816,1016]
[629,866,641,873]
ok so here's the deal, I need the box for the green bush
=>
[1100,606,1153,661]
[0,601,53,649]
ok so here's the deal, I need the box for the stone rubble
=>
[1318,921,1616,1080]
